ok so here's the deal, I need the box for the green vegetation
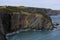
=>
[0,6,51,20]
[0,6,26,14]
[0,7,12,14]
[0,6,50,19]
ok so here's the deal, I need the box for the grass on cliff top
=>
[0,6,25,14]
[0,6,50,17]
[0,6,51,20]
[0,6,46,14]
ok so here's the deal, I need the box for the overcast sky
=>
[0,0,60,10]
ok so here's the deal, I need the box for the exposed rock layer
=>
[0,6,54,40]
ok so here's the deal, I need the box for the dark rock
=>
[10,12,54,31]
[0,32,7,40]
[53,22,59,26]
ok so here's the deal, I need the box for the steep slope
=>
[0,6,54,40]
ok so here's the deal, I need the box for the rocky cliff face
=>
[0,6,54,40]
[11,12,54,32]
[23,7,60,16]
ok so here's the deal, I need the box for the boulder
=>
[53,22,59,26]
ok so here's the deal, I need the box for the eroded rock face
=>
[0,12,54,33]
[0,10,54,31]
[0,6,54,40]
[11,12,54,32]
[0,14,11,40]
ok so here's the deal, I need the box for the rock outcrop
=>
[0,6,54,40]
[11,12,54,32]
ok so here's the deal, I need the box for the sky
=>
[0,0,60,10]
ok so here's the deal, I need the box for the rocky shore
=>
[0,6,54,40]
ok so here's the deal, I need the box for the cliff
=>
[0,6,54,40]
[0,6,60,16]
[22,7,60,16]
